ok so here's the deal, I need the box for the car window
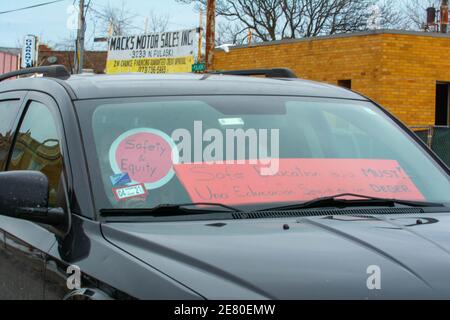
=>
[75,96,450,213]
[322,111,377,158]
[0,100,21,171]
[7,101,63,207]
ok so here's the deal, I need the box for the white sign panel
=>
[106,29,198,74]
[21,35,38,69]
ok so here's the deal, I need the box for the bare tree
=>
[403,0,440,30]
[216,21,249,45]
[90,1,137,36]
[51,36,77,51]
[377,1,409,30]
[146,10,171,33]
[89,3,173,36]
[178,0,405,43]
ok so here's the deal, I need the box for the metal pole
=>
[76,0,85,73]
[198,8,203,62]
[441,0,449,33]
[205,0,215,71]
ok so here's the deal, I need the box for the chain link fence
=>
[411,126,450,167]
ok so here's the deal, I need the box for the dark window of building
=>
[7,101,63,207]
[435,82,450,126]
[338,80,352,89]
[0,100,20,171]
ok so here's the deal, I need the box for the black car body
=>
[1,67,450,299]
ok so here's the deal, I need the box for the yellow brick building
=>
[213,30,450,126]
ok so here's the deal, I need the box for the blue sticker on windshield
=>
[110,172,132,187]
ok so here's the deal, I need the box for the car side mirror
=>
[0,171,66,226]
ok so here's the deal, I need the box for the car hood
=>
[101,212,450,299]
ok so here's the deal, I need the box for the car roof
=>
[0,73,367,101]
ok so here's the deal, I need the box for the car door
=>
[0,92,32,299]
[0,92,70,299]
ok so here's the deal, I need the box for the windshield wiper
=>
[100,202,242,217]
[258,193,444,212]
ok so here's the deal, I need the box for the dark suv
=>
[1,66,450,300]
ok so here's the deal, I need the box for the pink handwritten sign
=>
[174,159,425,205]
[110,129,179,189]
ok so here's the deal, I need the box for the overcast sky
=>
[0,0,199,48]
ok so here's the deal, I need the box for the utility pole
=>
[144,17,149,34]
[75,0,86,73]
[441,0,449,33]
[198,8,203,62]
[205,0,216,71]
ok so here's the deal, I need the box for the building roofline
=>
[219,29,450,51]
[0,47,21,56]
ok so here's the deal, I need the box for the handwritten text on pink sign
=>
[174,159,425,205]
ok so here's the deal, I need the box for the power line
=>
[85,0,92,15]
[0,0,67,15]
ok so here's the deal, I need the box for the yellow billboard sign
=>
[106,56,195,74]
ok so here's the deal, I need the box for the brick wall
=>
[378,33,450,125]
[38,44,107,74]
[213,30,450,126]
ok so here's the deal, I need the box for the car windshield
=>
[75,95,450,213]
